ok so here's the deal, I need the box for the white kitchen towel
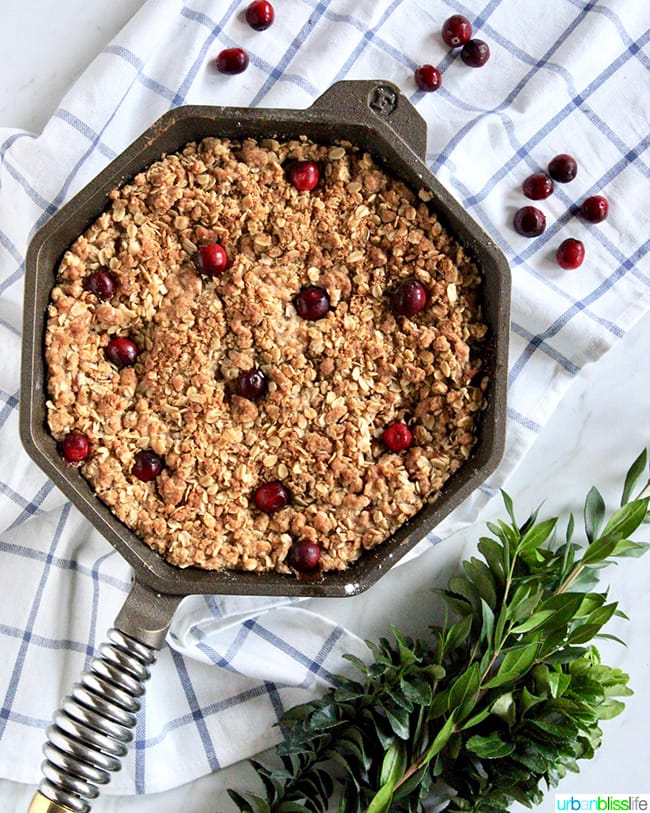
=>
[1,0,649,796]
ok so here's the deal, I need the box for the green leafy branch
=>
[227,450,650,813]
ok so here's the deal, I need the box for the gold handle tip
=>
[28,791,76,813]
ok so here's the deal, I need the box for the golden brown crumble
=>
[45,136,489,575]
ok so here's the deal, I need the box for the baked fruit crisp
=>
[45,135,490,576]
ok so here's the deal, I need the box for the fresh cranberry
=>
[60,430,90,463]
[287,540,321,572]
[236,368,267,400]
[460,39,490,67]
[548,154,577,183]
[245,0,274,30]
[132,450,163,482]
[254,481,290,513]
[513,206,546,237]
[391,279,427,317]
[383,421,413,452]
[85,269,117,301]
[215,48,249,75]
[295,285,330,320]
[442,14,472,48]
[522,172,554,200]
[580,195,608,223]
[286,161,320,192]
[414,65,441,92]
[193,243,228,276]
[106,336,139,367]
[556,238,585,270]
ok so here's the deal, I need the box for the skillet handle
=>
[28,581,182,813]
[308,79,428,161]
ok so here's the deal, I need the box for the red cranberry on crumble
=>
[215,48,249,75]
[60,430,90,463]
[254,481,290,513]
[132,450,163,482]
[286,161,320,192]
[295,285,330,320]
[106,337,139,367]
[193,243,228,276]
[236,368,267,400]
[287,540,321,572]
[391,279,427,317]
[85,269,117,301]
[383,421,413,452]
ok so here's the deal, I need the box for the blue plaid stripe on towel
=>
[1,0,649,796]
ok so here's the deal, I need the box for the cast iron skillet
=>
[21,80,510,813]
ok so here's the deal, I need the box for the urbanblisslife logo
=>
[556,796,650,811]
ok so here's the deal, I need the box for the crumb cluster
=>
[46,136,489,574]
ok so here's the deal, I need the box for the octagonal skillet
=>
[21,80,510,813]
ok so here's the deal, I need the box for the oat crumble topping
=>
[45,136,490,575]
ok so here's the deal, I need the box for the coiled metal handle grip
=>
[30,629,155,813]
[29,581,182,813]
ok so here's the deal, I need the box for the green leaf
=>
[365,780,395,813]
[509,610,556,635]
[519,687,546,715]
[601,498,649,542]
[500,490,518,527]
[611,540,650,558]
[538,593,584,631]
[391,626,417,667]
[463,557,498,609]
[490,692,516,727]
[584,487,606,543]
[480,598,496,647]
[484,642,538,689]
[478,537,506,583]
[449,662,480,720]
[621,449,648,505]
[580,535,619,566]
[227,790,272,813]
[400,674,432,706]
[545,645,587,664]
[466,731,515,759]
[547,671,571,699]
[448,575,481,611]
[518,518,557,561]
[379,739,407,786]
[384,701,411,740]
[596,699,626,720]
[444,612,473,653]
[460,707,491,730]
[420,712,457,766]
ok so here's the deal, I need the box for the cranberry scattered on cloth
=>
[246,0,274,31]
[442,14,473,48]
[414,64,441,92]
[556,237,586,269]
[215,47,249,74]
[548,153,578,183]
